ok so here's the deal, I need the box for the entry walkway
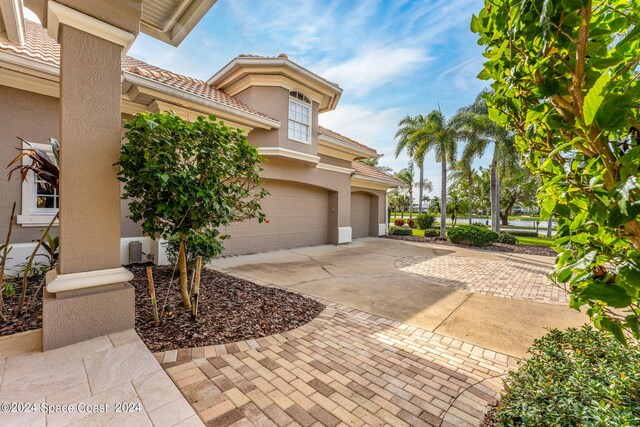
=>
[157,300,517,427]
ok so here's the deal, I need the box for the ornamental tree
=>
[118,112,267,309]
[473,0,640,341]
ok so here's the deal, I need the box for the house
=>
[0,21,401,269]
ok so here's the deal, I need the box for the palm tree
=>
[410,110,459,237]
[395,115,429,213]
[455,91,517,232]
[394,166,415,218]
[449,161,478,225]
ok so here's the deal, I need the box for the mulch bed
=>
[383,234,556,257]
[130,263,325,352]
[0,276,44,336]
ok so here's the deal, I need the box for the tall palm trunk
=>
[418,162,424,214]
[468,176,473,226]
[490,145,500,233]
[440,159,447,238]
[409,186,414,219]
[546,214,553,238]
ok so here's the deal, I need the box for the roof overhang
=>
[317,133,377,161]
[352,175,401,191]
[140,0,217,46]
[0,0,25,45]
[122,71,280,130]
[207,56,343,113]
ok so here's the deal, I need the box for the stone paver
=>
[0,329,202,427]
[396,255,569,304]
[159,301,518,427]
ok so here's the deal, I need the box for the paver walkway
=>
[395,256,569,305]
[157,299,518,427]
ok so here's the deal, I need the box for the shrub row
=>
[491,326,640,426]
[447,226,498,247]
[389,226,412,236]
[423,228,439,237]
[497,232,517,244]
[393,219,416,228]
[505,230,539,237]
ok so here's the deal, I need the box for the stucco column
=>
[42,1,139,350]
[329,187,352,244]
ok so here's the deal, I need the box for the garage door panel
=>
[351,192,372,239]
[223,180,329,255]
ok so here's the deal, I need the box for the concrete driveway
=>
[210,238,586,358]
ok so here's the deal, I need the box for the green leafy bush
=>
[507,230,539,238]
[492,326,640,426]
[447,225,498,247]
[497,232,517,245]
[423,228,439,237]
[472,222,490,228]
[390,227,412,236]
[416,213,436,229]
[393,219,405,227]
[165,232,224,271]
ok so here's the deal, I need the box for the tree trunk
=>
[468,177,473,226]
[440,159,447,238]
[178,239,191,309]
[490,147,500,233]
[501,197,516,226]
[409,188,414,219]
[418,162,424,214]
[546,214,553,238]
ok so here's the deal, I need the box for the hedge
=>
[447,225,498,247]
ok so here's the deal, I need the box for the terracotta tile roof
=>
[352,161,403,185]
[318,126,377,155]
[0,20,275,121]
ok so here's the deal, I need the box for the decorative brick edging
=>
[441,373,506,425]
[155,305,338,366]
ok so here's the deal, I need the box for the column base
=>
[337,226,352,244]
[43,283,135,351]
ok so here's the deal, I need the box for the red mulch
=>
[130,264,325,352]
[383,234,556,257]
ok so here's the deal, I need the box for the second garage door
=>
[222,180,329,255]
[351,192,372,239]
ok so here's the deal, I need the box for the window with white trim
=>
[16,141,59,227]
[288,91,311,143]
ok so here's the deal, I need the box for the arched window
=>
[288,91,311,143]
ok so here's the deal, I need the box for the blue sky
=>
[29,1,492,197]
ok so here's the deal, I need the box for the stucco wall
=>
[0,86,59,244]
[235,86,319,156]
[0,85,143,244]
[318,155,351,169]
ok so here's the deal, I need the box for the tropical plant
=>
[359,156,394,174]
[455,91,517,232]
[448,225,498,247]
[117,112,267,312]
[6,137,60,314]
[388,191,411,218]
[447,190,464,227]
[416,213,436,230]
[396,115,429,213]
[499,163,540,226]
[449,161,478,226]
[473,0,640,340]
[409,110,460,237]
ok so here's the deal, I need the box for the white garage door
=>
[351,192,372,239]
[222,180,329,255]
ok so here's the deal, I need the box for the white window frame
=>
[16,141,59,227]
[288,91,311,144]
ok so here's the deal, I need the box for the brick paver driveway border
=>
[156,293,519,427]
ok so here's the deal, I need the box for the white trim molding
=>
[257,147,320,165]
[0,0,25,45]
[46,267,134,293]
[316,163,353,175]
[378,223,388,236]
[47,1,136,54]
[338,226,352,244]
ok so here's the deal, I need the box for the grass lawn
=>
[517,236,555,247]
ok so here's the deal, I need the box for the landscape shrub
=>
[472,222,490,228]
[416,213,436,230]
[497,232,517,245]
[406,219,416,229]
[490,326,640,426]
[393,219,405,227]
[423,228,439,237]
[447,225,498,247]
[390,227,412,236]
[507,230,538,238]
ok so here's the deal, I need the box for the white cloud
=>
[319,47,430,97]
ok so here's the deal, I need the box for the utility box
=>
[129,241,143,264]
